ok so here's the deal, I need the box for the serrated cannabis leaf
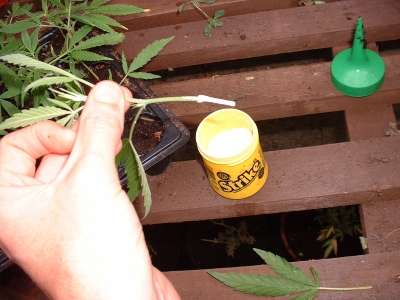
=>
[128,72,161,80]
[131,141,152,217]
[0,106,71,130]
[208,272,313,297]
[0,100,20,116]
[74,32,124,50]
[70,50,112,62]
[84,14,126,30]
[116,139,141,200]
[72,15,114,33]
[89,4,144,16]
[291,289,318,300]
[47,98,73,111]
[0,20,36,34]
[69,25,92,48]
[121,52,128,74]
[253,248,317,286]
[24,76,75,93]
[0,54,93,87]
[128,36,174,72]
[209,250,372,299]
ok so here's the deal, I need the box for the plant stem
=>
[319,286,372,291]
[81,62,100,81]
[65,0,72,50]
[128,106,145,143]
[132,95,235,107]
[191,1,212,21]
[119,73,129,85]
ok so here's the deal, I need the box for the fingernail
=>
[92,81,123,105]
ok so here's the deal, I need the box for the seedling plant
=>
[177,0,224,37]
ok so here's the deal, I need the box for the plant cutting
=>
[0,53,235,216]
[209,248,372,299]
[177,0,224,37]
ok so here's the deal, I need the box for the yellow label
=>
[202,142,268,200]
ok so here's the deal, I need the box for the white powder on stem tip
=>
[207,128,253,159]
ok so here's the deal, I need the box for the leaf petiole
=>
[319,286,372,291]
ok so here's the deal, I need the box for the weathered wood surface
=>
[345,103,397,140]
[361,200,400,254]
[166,251,400,300]
[144,136,400,225]
[112,0,299,30]
[151,52,400,126]
[2,251,399,300]
[120,0,400,71]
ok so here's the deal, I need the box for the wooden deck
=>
[1,0,400,299]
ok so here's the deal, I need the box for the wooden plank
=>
[345,103,397,140]
[361,200,400,254]
[120,0,400,71]
[112,0,298,30]
[151,52,400,126]
[166,251,400,300]
[144,136,400,225]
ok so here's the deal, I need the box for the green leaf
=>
[24,76,75,93]
[70,50,112,62]
[131,141,152,217]
[47,98,73,111]
[85,14,126,30]
[129,36,174,72]
[89,4,144,15]
[73,14,114,33]
[0,87,21,99]
[116,139,141,200]
[128,72,161,80]
[56,114,74,127]
[0,130,6,136]
[0,54,93,87]
[0,106,71,130]
[74,32,124,50]
[121,51,128,74]
[214,9,225,19]
[31,28,40,53]
[290,289,318,300]
[208,272,313,297]
[253,249,316,287]
[0,20,36,34]
[21,31,32,53]
[69,25,92,47]
[90,0,108,7]
[0,100,20,116]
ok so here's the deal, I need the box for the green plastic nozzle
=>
[331,17,385,97]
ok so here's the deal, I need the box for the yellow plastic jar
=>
[196,109,268,200]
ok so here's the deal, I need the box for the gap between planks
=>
[119,0,400,71]
[150,52,400,127]
[143,136,400,225]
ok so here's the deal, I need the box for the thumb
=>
[71,81,125,166]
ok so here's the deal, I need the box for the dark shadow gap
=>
[171,111,348,162]
[144,205,363,271]
[153,48,333,83]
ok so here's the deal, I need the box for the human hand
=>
[0,81,180,300]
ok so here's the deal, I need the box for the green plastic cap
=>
[331,17,385,97]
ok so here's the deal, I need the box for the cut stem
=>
[319,286,372,291]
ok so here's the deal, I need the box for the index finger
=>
[0,121,75,178]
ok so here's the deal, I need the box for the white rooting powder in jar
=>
[206,128,253,159]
